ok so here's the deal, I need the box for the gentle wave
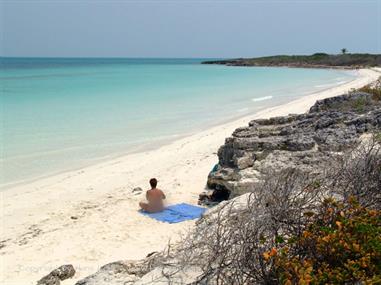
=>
[252,95,273,102]
[237,107,249,112]
[314,83,334,88]
[335,80,348,85]
[315,79,349,88]
[2,133,184,162]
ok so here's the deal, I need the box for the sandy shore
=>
[1,68,379,284]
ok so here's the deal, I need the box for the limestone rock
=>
[37,264,75,285]
[75,253,162,285]
[132,187,143,196]
[207,92,381,197]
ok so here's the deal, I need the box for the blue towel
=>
[211,163,219,173]
[140,203,207,224]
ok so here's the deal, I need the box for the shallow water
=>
[0,58,356,188]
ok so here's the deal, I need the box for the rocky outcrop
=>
[37,265,75,285]
[207,92,381,197]
[75,253,163,285]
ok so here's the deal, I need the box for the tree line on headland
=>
[203,52,381,69]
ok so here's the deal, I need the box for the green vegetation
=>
[172,138,381,284]
[357,77,381,101]
[273,198,381,284]
[352,96,369,112]
[203,53,381,68]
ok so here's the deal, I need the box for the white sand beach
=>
[1,68,380,285]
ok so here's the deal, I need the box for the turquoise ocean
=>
[0,58,356,188]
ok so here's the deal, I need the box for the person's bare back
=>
[139,178,166,213]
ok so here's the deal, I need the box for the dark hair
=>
[149,178,157,188]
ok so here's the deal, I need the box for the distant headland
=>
[202,52,381,69]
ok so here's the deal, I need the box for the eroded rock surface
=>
[75,253,163,285]
[207,92,381,197]
[37,264,75,285]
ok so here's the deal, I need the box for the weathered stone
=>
[132,187,143,196]
[75,253,163,285]
[283,137,315,151]
[309,92,373,113]
[37,264,75,285]
[132,187,143,193]
[234,153,255,170]
[207,92,381,197]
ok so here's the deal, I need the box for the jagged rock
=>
[37,264,75,285]
[132,187,143,193]
[132,187,143,195]
[75,253,162,285]
[75,261,141,285]
[234,152,255,169]
[309,92,372,113]
[207,92,381,197]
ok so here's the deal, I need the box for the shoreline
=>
[0,68,357,191]
[1,68,380,284]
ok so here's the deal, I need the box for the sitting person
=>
[139,178,166,213]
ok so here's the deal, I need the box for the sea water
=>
[0,58,356,188]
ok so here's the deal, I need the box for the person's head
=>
[149,178,157,189]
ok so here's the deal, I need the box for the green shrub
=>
[351,97,368,112]
[358,77,381,101]
[270,198,381,284]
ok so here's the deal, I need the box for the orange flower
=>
[270,247,278,257]
[368,210,377,216]
[303,231,311,238]
[322,235,330,242]
[263,252,270,260]
[263,247,278,260]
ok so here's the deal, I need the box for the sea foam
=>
[252,95,273,102]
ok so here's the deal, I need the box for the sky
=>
[1,0,380,58]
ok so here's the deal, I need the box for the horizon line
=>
[1,52,380,60]
[0,56,224,59]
